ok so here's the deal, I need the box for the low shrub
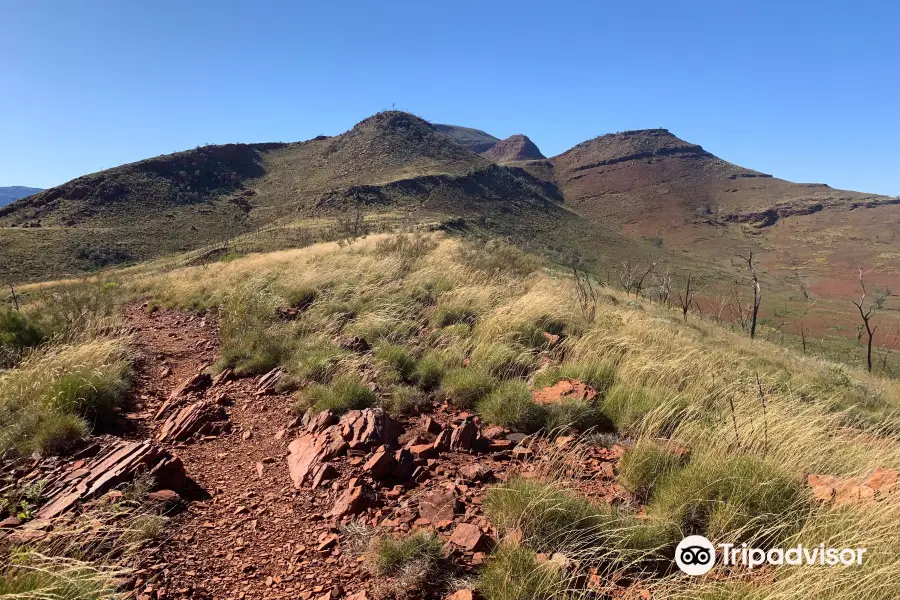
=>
[0,308,47,368]
[366,531,443,598]
[432,305,477,328]
[293,374,376,415]
[289,341,349,384]
[0,339,132,456]
[478,381,543,432]
[600,383,683,435]
[375,344,418,382]
[478,544,564,600]
[648,454,808,545]
[617,439,689,501]
[441,367,495,409]
[471,342,535,379]
[382,385,430,418]
[217,290,292,376]
[413,351,446,391]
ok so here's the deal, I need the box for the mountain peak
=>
[482,134,545,162]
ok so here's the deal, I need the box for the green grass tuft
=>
[441,367,495,409]
[293,374,376,415]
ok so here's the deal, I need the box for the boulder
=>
[36,440,187,520]
[156,400,228,442]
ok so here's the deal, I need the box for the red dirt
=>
[121,307,625,599]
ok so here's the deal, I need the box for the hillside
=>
[481,134,545,162]
[434,123,500,153]
[1,112,666,283]
[0,186,42,206]
[1,232,898,600]
[2,113,896,349]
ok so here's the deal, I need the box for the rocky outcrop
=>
[156,400,229,442]
[481,135,545,162]
[35,440,187,520]
[287,408,399,488]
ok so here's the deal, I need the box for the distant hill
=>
[433,124,500,154]
[2,112,896,320]
[482,134,545,162]
[0,186,42,207]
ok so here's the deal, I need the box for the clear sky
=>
[3,0,898,194]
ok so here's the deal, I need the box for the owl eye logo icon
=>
[675,535,716,575]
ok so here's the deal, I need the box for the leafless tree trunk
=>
[852,266,878,372]
[677,271,695,321]
[736,250,762,339]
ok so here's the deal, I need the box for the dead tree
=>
[633,262,657,298]
[851,266,879,373]
[573,267,602,323]
[736,250,762,339]
[656,268,674,307]
[676,271,696,321]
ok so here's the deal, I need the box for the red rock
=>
[153,367,212,420]
[865,467,899,492]
[303,409,338,434]
[156,400,227,442]
[364,446,396,479]
[450,418,478,451]
[287,427,348,488]
[458,463,493,482]
[36,440,187,520]
[391,449,414,481]
[418,489,459,522]
[433,430,451,452]
[409,444,436,459]
[312,463,339,488]
[532,379,597,405]
[445,591,480,600]
[256,367,283,395]
[512,445,533,459]
[0,516,22,528]
[241,429,253,440]
[329,481,374,517]
[482,426,505,440]
[423,416,443,435]
[450,522,488,551]
[542,331,561,346]
[346,593,369,600]
[147,489,181,505]
[339,408,400,450]
[211,368,233,386]
[487,439,514,451]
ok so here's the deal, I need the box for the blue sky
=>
[3,0,898,194]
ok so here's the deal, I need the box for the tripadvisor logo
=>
[675,535,867,576]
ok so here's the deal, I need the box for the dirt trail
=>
[125,306,624,600]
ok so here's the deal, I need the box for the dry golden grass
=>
[15,231,899,600]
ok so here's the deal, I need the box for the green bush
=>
[618,439,689,501]
[413,351,446,391]
[293,374,376,415]
[217,291,292,376]
[471,342,535,379]
[648,454,808,545]
[485,478,615,552]
[600,383,683,435]
[478,381,543,432]
[478,544,564,600]
[540,400,606,433]
[441,367,495,409]
[0,339,132,456]
[375,344,418,382]
[382,385,430,418]
[289,341,349,384]
[366,531,443,576]
[432,305,477,327]
[0,308,47,368]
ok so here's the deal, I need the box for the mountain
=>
[1,112,659,283]
[0,186,42,207]
[481,134,545,162]
[433,124,500,154]
[3,112,896,321]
